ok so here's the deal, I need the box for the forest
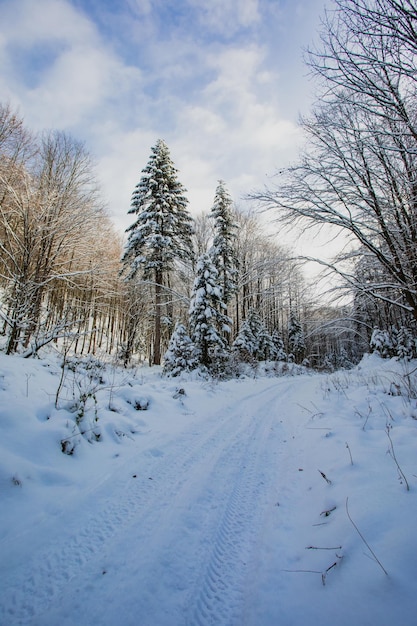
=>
[1,0,416,376]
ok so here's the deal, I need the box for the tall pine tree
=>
[209,181,238,320]
[121,140,194,364]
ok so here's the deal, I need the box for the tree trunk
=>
[153,272,162,365]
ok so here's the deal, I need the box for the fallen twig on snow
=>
[345,497,388,576]
[306,545,342,550]
[283,554,343,586]
[345,441,354,465]
[321,555,343,586]
[318,470,332,484]
[320,506,336,517]
[355,402,372,431]
[386,424,410,491]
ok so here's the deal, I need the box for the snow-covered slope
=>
[0,352,416,625]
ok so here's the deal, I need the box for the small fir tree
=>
[121,139,194,365]
[396,327,415,360]
[232,309,274,361]
[189,253,231,368]
[163,323,197,377]
[336,347,353,370]
[370,328,397,358]
[271,330,287,361]
[257,324,275,360]
[247,309,274,360]
[288,311,305,363]
[232,319,257,361]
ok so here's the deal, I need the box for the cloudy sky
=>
[0,0,328,233]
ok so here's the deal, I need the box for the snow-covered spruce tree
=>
[369,328,397,358]
[271,329,287,361]
[247,309,263,356]
[257,322,275,360]
[121,140,194,365]
[189,253,231,369]
[336,346,353,370]
[232,319,257,362]
[232,309,274,362]
[288,311,305,363]
[396,326,415,361]
[246,308,274,360]
[209,181,238,321]
[162,322,197,377]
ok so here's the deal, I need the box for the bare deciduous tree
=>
[253,0,417,323]
[0,120,107,354]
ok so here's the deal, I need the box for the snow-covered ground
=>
[1,351,417,625]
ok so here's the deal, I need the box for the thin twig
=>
[282,569,322,574]
[318,470,332,484]
[386,425,410,491]
[322,557,342,586]
[306,545,342,550]
[345,497,388,576]
[297,402,323,418]
[345,441,353,465]
[320,506,336,517]
[355,403,372,431]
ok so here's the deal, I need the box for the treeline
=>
[0,106,348,369]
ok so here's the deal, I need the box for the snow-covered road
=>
[1,357,417,626]
[2,377,298,625]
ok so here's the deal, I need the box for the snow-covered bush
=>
[320,349,354,372]
[56,355,105,446]
[64,355,106,384]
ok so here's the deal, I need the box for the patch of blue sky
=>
[74,0,262,59]
[151,1,256,44]
[6,40,69,90]
[71,0,130,49]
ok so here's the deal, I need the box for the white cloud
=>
[0,0,96,46]
[204,45,265,102]
[188,0,261,35]
[169,44,302,206]
[0,0,142,130]
[126,0,153,18]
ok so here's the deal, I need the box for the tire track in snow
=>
[0,380,284,625]
[187,384,291,626]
